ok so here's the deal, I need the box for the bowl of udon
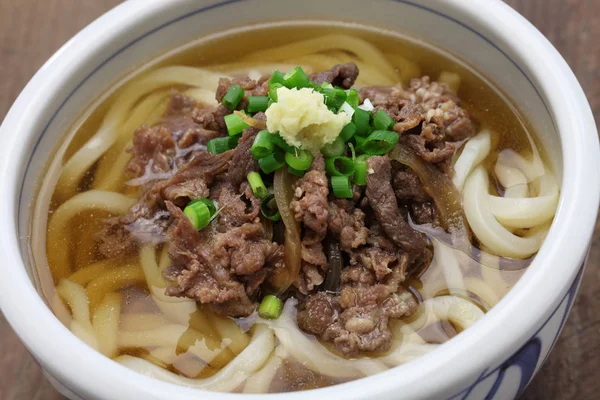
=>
[0,0,598,399]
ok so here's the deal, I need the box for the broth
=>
[32,21,556,393]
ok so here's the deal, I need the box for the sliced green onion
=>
[360,130,399,155]
[268,70,285,86]
[348,142,356,160]
[222,84,244,110]
[373,109,395,131]
[354,135,367,149]
[346,89,359,108]
[322,87,347,110]
[271,134,294,153]
[187,198,216,217]
[339,122,356,142]
[224,113,249,136]
[269,83,284,102]
[260,194,281,222]
[207,137,231,154]
[258,294,283,319]
[339,101,355,117]
[285,149,313,171]
[331,175,353,199]
[247,96,270,113]
[283,66,311,88]
[353,155,369,185]
[353,107,371,136]
[322,137,345,158]
[288,166,306,177]
[229,134,241,149]
[325,156,355,177]
[258,151,285,174]
[247,172,268,199]
[251,130,275,159]
[184,200,211,230]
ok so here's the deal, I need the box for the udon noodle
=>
[33,22,558,393]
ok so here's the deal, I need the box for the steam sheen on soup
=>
[32,22,558,393]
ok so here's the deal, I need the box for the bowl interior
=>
[8,1,594,399]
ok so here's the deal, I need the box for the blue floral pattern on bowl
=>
[449,265,584,400]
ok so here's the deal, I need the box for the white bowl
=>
[0,0,598,399]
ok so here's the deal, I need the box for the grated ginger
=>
[265,87,350,153]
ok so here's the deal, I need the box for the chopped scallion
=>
[283,66,311,88]
[322,87,347,110]
[271,134,294,153]
[285,148,313,171]
[247,96,270,113]
[251,130,275,159]
[184,200,211,230]
[338,101,355,117]
[353,155,369,185]
[325,156,355,177]
[346,89,359,108]
[260,194,281,222]
[247,172,268,199]
[339,122,357,142]
[373,109,395,131]
[288,166,306,177]
[331,175,353,199]
[206,137,231,154]
[321,137,345,158]
[352,107,371,136]
[268,70,285,86]
[360,130,399,155]
[258,151,285,174]
[187,198,216,217]
[221,84,244,110]
[268,83,284,102]
[224,113,249,136]
[258,294,283,319]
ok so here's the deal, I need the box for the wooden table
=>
[0,0,597,398]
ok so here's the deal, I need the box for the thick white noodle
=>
[378,342,439,366]
[116,324,275,392]
[489,172,558,229]
[242,34,398,81]
[264,301,388,379]
[431,238,466,294]
[242,354,282,393]
[463,166,547,258]
[452,129,491,191]
[494,160,529,198]
[139,245,197,326]
[56,279,99,350]
[47,191,136,276]
[117,324,224,364]
[182,88,218,107]
[405,295,485,333]
[57,66,227,199]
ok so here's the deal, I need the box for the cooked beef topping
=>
[309,63,360,89]
[94,63,479,357]
[290,154,329,244]
[360,76,477,164]
[392,163,430,202]
[366,156,427,253]
[164,200,283,317]
[297,254,417,356]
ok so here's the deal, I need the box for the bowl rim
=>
[0,0,598,399]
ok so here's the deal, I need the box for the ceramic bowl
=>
[0,1,598,399]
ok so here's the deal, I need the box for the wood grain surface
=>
[0,0,598,399]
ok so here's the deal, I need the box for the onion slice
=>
[389,144,469,240]
[269,169,302,294]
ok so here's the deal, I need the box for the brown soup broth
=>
[33,21,546,393]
